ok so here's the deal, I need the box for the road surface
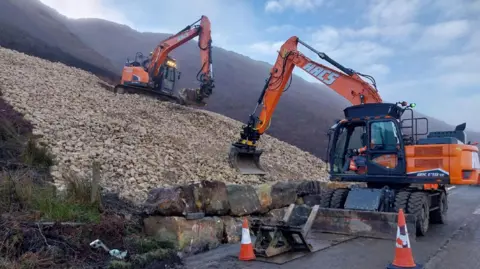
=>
[183,185,480,269]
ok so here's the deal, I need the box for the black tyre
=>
[407,192,430,236]
[320,189,336,208]
[330,188,350,209]
[430,191,447,224]
[394,190,411,212]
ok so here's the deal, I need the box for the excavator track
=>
[113,84,207,107]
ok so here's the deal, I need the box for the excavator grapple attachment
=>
[178,88,208,107]
[312,208,417,240]
[228,145,266,175]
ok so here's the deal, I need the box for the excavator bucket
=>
[312,208,417,240]
[228,145,267,175]
[178,88,207,107]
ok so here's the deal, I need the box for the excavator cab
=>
[328,103,408,180]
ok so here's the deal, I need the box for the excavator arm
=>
[228,36,382,175]
[148,15,214,104]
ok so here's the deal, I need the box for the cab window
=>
[164,67,176,82]
[370,121,400,150]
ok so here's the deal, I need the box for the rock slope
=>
[0,47,328,204]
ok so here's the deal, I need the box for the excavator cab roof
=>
[344,102,416,120]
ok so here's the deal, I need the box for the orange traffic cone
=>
[238,217,255,261]
[386,209,423,269]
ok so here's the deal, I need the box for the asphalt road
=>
[183,185,480,269]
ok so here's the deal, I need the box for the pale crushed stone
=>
[0,47,328,204]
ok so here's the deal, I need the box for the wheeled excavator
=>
[228,36,480,245]
[114,16,214,107]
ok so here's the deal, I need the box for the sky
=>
[40,0,480,131]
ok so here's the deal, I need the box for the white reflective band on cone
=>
[241,228,251,244]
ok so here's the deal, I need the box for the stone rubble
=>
[0,47,329,204]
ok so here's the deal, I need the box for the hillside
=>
[0,46,328,204]
[2,0,480,160]
[0,0,118,83]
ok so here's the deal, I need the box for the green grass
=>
[0,113,101,223]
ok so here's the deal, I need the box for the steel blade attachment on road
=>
[312,208,417,240]
[228,145,266,175]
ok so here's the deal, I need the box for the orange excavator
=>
[114,16,214,106]
[228,36,480,240]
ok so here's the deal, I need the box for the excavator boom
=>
[228,36,381,175]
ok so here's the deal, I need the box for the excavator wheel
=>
[407,191,430,236]
[430,191,447,224]
[329,188,350,208]
[319,188,336,208]
[228,145,266,175]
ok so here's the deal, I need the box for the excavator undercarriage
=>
[114,83,208,107]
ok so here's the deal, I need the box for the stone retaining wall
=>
[141,180,363,254]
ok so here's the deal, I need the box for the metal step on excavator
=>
[228,36,480,261]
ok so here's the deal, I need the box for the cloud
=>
[414,20,471,51]
[265,0,325,13]
[367,0,424,26]
[341,23,420,43]
[266,24,301,33]
[248,41,285,55]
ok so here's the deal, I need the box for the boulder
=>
[201,180,230,216]
[143,216,224,253]
[143,187,185,215]
[227,184,261,216]
[255,183,273,213]
[270,182,298,209]
[178,183,202,214]
[266,207,288,220]
[221,216,242,243]
[295,180,327,196]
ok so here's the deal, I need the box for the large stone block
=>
[201,180,230,216]
[143,187,185,216]
[270,182,297,209]
[227,184,261,216]
[143,216,224,253]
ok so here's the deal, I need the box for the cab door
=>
[366,119,406,176]
[161,67,175,95]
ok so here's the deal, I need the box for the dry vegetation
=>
[0,86,182,268]
[0,46,328,205]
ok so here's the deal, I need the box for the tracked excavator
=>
[228,36,480,244]
[114,16,214,107]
